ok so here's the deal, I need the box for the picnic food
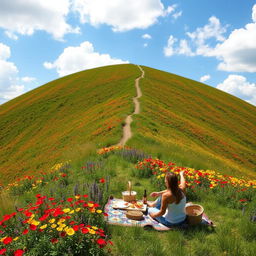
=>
[124,201,144,209]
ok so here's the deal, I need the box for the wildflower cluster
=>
[0,194,112,255]
[5,162,71,195]
[136,158,256,208]
[97,145,130,155]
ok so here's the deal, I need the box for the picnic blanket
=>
[104,198,214,231]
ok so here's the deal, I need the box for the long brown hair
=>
[165,172,183,204]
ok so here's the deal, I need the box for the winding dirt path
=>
[116,65,144,146]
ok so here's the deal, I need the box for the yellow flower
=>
[51,224,57,229]
[66,228,75,236]
[92,226,98,230]
[59,218,66,223]
[88,203,94,208]
[0,236,7,242]
[75,208,81,212]
[57,227,63,232]
[13,237,19,241]
[49,218,56,224]
[68,210,75,214]
[40,224,48,230]
[63,208,70,213]
[96,210,102,214]
[31,220,40,226]
[75,195,80,199]
[161,173,165,177]
[89,229,96,234]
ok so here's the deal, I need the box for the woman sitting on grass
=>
[147,171,187,227]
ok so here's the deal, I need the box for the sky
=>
[0,0,256,106]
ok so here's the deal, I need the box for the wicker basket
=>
[122,181,137,202]
[126,210,143,221]
[185,204,204,225]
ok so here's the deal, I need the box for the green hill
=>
[0,64,255,185]
[129,66,256,178]
[0,64,140,184]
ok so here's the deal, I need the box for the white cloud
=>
[164,5,256,73]
[0,0,79,40]
[164,16,227,57]
[200,75,211,83]
[217,75,256,105]
[186,16,227,56]
[163,35,177,57]
[214,22,256,72]
[71,0,174,32]
[143,43,148,48]
[252,4,256,22]
[164,4,177,16]
[177,39,194,56]
[44,41,129,77]
[142,34,152,39]
[0,43,25,104]
[4,31,18,40]
[213,5,256,72]
[21,76,36,83]
[173,11,182,20]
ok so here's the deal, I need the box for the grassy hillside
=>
[0,64,256,186]
[129,66,256,178]
[0,64,255,255]
[0,64,140,184]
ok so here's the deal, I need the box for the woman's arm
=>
[150,190,167,198]
[179,171,186,192]
[149,194,168,218]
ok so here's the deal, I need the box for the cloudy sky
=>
[0,0,256,105]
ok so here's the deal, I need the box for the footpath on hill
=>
[116,65,144,146]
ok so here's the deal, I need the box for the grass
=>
[0,64,256,254]
[0,64,140,184]
[128,66,256,179]
[0,148,255,255]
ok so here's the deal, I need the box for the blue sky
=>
[0,0,256,105]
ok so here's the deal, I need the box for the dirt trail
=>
[116,65,144,146]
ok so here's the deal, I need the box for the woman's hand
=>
[150,192,159,197]
[180,171,185,176]
[149,213,156,218]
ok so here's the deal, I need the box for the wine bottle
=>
[143,189,147,204]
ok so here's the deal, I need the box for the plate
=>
[112,201,129,209]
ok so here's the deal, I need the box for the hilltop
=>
[0,64,255,184]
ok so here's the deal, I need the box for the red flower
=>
[29,224,37,231]
[97,238,107,248]
[73,225,79,231]
[99,178,105,183]
[0,248,7,255]
[3,237,12,245]
[67,198,73,202]
[81,228,89,234]
[22,229,29,235]
[51,238,58,244]
[14,249,25,256]
[60,231,66,237]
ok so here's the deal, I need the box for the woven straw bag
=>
[122,181,137,202]
[185,204,204,225]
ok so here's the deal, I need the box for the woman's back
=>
[163,193,186,224]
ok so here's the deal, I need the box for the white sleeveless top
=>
[163,195,186,224]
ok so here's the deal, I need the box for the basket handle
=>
[128,181,131,196]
